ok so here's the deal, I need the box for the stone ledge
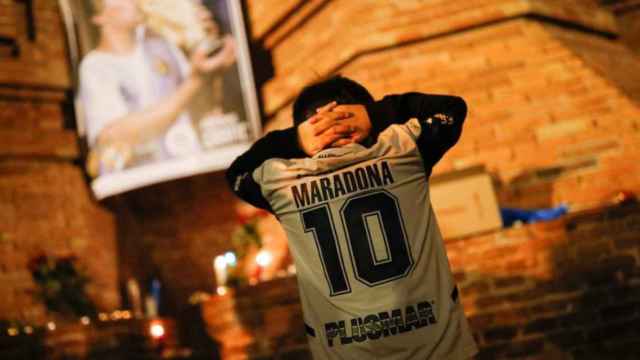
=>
[445,202,639,245]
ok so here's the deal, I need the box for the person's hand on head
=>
[297,101,355,156]
[327,104,372,147]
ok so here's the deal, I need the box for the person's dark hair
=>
[292,76,374,127]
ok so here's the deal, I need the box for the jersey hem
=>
[442,344,479,360]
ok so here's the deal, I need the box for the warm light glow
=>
[23,326,33,334]
[98,313,109,321]
[214,255,227,269]
[213,255,228,288]
[224,251,237,266]
[80,316,91,325]
[256,250,273,267]
[47,322,56,331]
[287,264,297,274]
[216,286,228,296]
[122,310,132,319]
[149,322,165,339]
[111,310,122,320]
[7,328,18,336]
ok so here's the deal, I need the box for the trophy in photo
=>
[137,0,223,55]
[86,142,134,178]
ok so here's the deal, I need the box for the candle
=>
[255,250,273,268]
[145,295,158,318]
[213,255,228,292]
[149,320,165,339]
[126,278,143,319]
[255,250,273,281]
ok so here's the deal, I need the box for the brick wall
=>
[3,1,636,357]
[0,0,17,45]
[0,0,119,324]
[201,204,640,359]
[260,1,640,211]
[0,0,69,87]
[108,173,244,316]
[257,0,617,119]
[111,0,640,320]
[606,0,640,53]
[450,203,640,359]
[337,19,640,210]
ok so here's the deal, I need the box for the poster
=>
[59,0,261,199]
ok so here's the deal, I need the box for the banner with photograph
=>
[59,0,261,199]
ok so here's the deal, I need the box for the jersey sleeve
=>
[365,93,467,176]
[225,127,305,212]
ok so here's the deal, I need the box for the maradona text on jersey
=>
[291,160,395,209]
[324,300,437,347]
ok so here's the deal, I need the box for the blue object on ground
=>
[500,204,569,227]
[151,278,161,311]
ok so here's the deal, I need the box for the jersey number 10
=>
[301,190,414,296]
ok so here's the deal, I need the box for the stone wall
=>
[0,0,119,324]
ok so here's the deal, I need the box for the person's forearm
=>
[96,75,204,146]
[365,93,467,134]
[365,92,467,175]
[226,128,305,211]
[410,94,467,173]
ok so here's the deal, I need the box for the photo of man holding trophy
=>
[64,0,261,199]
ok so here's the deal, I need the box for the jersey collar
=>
[312,143,366,160]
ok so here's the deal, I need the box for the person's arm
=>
[96,37,236,147]
[365,92,466,135]
[365,93,467,173]
[225,128,303,211]
[96,75,203,146]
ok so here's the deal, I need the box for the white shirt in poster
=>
[78,26,201,167]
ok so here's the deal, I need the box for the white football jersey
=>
[253,119,478,360]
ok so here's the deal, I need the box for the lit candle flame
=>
[256,250,273,267]
[149,321,165,339]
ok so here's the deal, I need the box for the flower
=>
[27,253,96,318]
[27,254,48,273]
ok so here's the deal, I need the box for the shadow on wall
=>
[463,202,640,360]
[494,158,599,210]
[239,0,275,121]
